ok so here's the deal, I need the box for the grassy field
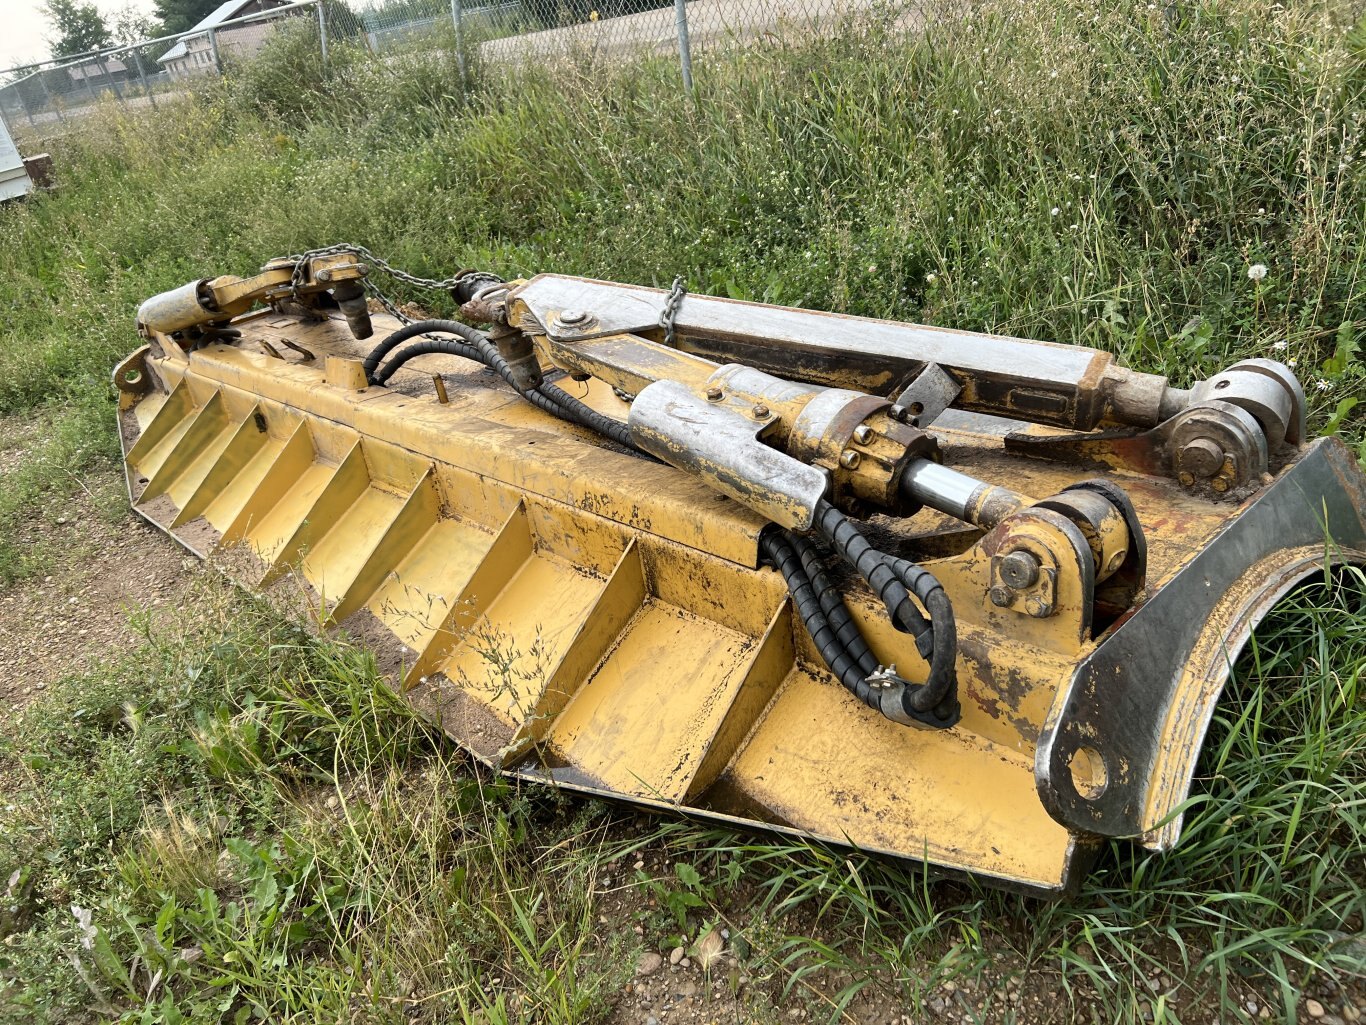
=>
[1,0,1364,1021]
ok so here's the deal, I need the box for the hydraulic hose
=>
[811,500,957,718]
[789,533,878,677]
[881,554,958,717]
[366,322,636,448]
[813,501,932,653]
[759,531,872,700]
[760,529,959,729]
[362,318,484,383]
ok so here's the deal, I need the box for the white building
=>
[158,0,295,79]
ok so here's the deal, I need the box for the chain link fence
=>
[0,2,336,128]
[0,0,911,130]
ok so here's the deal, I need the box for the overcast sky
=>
[2,1,158,72]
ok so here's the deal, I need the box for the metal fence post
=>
[131,48,157,109]
[208,27,222,73]
[318,2,329,67]
[99,57,127,106]
[36,70,65,124]
[450,0,466,84]
[14,84,35,127]
[674,0,694,93]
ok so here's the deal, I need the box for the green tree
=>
[110,2,157,45]
[43,0,112,59]
[152,0,229,36]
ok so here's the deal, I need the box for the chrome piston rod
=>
[902,460,1029,528]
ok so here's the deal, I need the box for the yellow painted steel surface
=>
[117,307,1366,896]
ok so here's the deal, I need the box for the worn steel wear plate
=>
[116,307,1366,896]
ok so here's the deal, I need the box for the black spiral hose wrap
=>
[790,534,879,677]
[760,527,959,727]
[813,501,933,654]
[812,501,958,719]
[881,554,958,715]
[759,531,871,702]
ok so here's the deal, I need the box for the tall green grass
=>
[2,0,1365,425]
[0,0,1363,1021]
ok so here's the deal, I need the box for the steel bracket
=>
[1035,438,1366,844]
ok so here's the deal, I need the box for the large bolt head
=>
[839,449,861,470]
[989,586,1013,608]
[853,424,874,445]
[559,309,588,325]
[999,550,1041,589]
[1180,436,1225,479]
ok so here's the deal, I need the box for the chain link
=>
[660,275,687,348]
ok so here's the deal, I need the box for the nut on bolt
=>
[989,586,1013,608]
[752,403,770,419]
[705,386,724,401]
[559,309,589,326]
[999,550,1041,590]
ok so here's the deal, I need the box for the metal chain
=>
[287,243,472,291]
[363,280,411,324]
[660,275,687,347]
[285,243,503,327]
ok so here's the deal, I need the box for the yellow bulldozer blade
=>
[115,250,1366,895]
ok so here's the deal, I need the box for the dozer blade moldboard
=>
[116,254,1366,896]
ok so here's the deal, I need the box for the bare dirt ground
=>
[0,423,204,739]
